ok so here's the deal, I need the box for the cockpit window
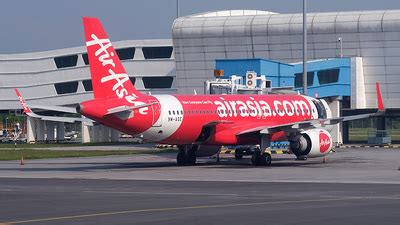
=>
[312,99,327,119]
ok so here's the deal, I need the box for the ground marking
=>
[3,196,398,224]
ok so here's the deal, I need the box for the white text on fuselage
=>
[214,97,311,118]
[86,34,147,115]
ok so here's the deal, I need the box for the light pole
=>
[302,0,308,95]
[176,0,179,18]
[338,37,343,58]
[5,117,8,136]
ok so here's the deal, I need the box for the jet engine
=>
[289,129,333,158]
[195,145,221,157]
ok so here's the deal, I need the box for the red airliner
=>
[16,17,385,166]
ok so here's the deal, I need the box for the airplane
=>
[16,17,385,166]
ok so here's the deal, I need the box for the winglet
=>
[15,89,34,115]
[375,82,385,111]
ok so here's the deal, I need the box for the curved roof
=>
[189,10,277,18]
[173,10,400,38]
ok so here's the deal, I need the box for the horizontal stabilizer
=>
[105,102,157,115]
[26,104,77,114]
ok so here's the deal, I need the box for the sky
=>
[1,0,400,54]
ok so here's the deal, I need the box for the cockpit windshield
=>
[312,99,327,119]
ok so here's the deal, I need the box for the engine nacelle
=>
[289,129,333,158]
[195,145,221,157]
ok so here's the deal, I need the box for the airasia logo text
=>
[86,34,148,115]
[214,97,311,118]
[86,34,136,102]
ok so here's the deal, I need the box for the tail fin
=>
[82,17,143,102]
[15,89,35,116]
[375,82,385,111]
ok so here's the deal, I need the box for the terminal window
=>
[54,81,79,94]
[82,80,93,91]
[294,72,314,88]
[82,53,89,65]
[143,76,173,89]
[116,47,135,60]
[54,55,78,68]
[317,69,339,85]
[129,77,136,85]
[142,47,173,59]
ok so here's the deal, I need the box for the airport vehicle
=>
[16,17,385,166]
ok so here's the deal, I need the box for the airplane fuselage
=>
[80,94,330,145]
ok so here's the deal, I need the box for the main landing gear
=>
[251,149,272,166]
[177,145,197,166]
[251,134,272,166]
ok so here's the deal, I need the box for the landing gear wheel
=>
[177,150,186,166]
[296,156,307,161]
[186,150,196,165]
[176,145,197,166]
[264,153,272,166]
[234,150,243,160]
[251,151,271,166]
[251,150,266,166]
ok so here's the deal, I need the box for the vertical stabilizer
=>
[82,17,143,102]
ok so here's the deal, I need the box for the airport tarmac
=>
[0,148,399,224]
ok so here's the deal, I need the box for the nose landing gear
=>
[177,145,197,166]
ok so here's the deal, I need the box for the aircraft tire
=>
[251,151,264,166]
[234,152,243,160]
[187,150,196,165]
[264,153,272,166]
[177,150,186,166]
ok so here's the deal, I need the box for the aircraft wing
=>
[237,82,385,136]
[15,89,94,126]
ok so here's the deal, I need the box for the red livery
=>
[16,17,385,166]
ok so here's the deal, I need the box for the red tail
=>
[82,17,143,102]
[375,82,385,111]
[15,89,33,115]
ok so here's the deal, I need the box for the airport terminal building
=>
[1,9,400,143]
[0,39,176,142]
[172,9,400,143]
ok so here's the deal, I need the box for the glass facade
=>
[54,55,78,68]
[82,53,89,65]
[82,80,93,91]
[54,81,78,94]
[129,77,136,85]
[116,47,135,60]
[142,47,173,59]
[317,69,339,85]
[294,72,314,88]
[143,76,173,89]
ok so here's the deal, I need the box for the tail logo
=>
[18,96,30,113]
[86,33,138,104]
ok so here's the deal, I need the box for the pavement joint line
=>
[1,176,400,185]
[1,196,374,224]
[83,190,240,196]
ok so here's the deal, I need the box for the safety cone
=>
[323,156,327,164]
[20,156,24,165]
